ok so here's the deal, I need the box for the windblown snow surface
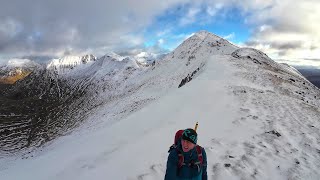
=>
[1,31,320,180]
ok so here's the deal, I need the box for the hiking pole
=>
[194,122,198,132]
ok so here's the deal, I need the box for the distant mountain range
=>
[0,59,42,84]
[296,67,320,88]
[0,52,160,85]
[0,51,161,152]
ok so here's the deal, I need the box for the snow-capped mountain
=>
[0,59,42,84]
[1,30,320,180]
[5,59,41,69]
[46,54,97,74]
[101,52,126,61]
[0,51,150,153]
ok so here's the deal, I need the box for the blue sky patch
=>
[143,3,251,51]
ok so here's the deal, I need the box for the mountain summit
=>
[46,54,97,74]
[1,31,320,180]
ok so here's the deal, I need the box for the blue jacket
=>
[165,144,207,180]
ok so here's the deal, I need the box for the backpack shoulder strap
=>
[168,144,185,168]
[195,145,203,165]
[168,144,177,153]
[177,150,184,168]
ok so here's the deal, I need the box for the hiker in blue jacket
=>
[165,128,207,180]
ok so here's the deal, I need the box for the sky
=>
[0,0,320,67]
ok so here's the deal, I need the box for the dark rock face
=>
[81,54,97,64]
[178,67,200,88]
[0,69,96,153]
[265,130,282,137]
[178,63,205,88]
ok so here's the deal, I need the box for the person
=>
[165,128,207,180]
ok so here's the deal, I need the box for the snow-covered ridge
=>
[194,30,221,41]
[101,52,125,61]
[46,54,96,74]
[100,51,159,66]
[46,54,96,69]
[0,58,42,70]
[7,59,39,68]
[232,48,307,79]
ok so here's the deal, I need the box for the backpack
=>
[169,130,204,170]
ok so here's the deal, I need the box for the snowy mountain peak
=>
[193,30,211,39]
[81,54,97,64]
[46,54,96,74]
[171,30,238,62]
[101,52,125,61]
[232,47,269,60]
[47,54,96,67]
[98,53,139,68]
[7,59,31,67]
[193,30,223,42]
[2,58,41,69]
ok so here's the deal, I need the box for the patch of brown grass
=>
[0,71,31,84]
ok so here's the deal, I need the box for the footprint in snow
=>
[134,164,165,180]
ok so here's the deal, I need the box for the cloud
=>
[0,18,22,38]
[156,29,172,37]
[0,0,189,60]
[117,42,169,57]
[206,3,224,17]
[242,0,320,63]
[246,29,320,61]
[223,32,235,40]
[158,39,164,45]
[271,42,303,50]
[179,6,201,26]
[276,58,320,68]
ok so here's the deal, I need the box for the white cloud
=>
[179,7,201,26]
[156,29,172,37]
[158,39,164,45]
[206,3,224,16]
[259,25,272,32]
[173,33,195,40]
[120,34,145,47]
[223,32,235,40]
[238,0,320,66]
[275,58,320,69]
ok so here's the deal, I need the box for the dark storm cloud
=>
[270,41,303,50]
[0,0,186,58]
[246,40,303,50]
[304,58,320,61]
